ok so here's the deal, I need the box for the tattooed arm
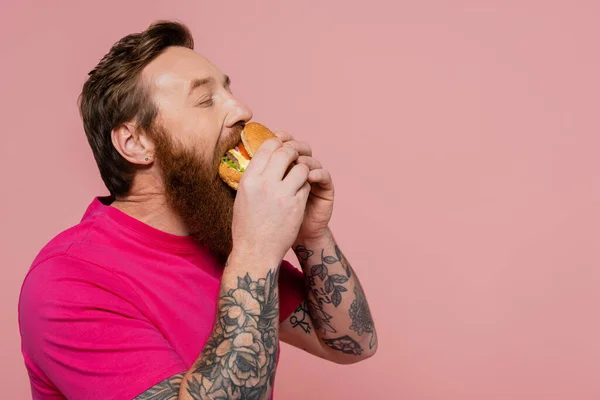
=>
[279,228,378,364]
[134,374,185,399]
[134,250,282,400]
[178,250,281,400]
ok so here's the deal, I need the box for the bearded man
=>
[19,21,377,400]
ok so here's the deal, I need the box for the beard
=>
[149,124,242,265]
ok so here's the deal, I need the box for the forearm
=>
[179,249,281,400]
[293,229,377,358]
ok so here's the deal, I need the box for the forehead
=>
[142,46,222,96]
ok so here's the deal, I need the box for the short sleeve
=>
[19,255,186,400]
[278,260,306,322]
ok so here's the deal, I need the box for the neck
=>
[111,189,189,237]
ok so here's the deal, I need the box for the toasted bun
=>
[218,122,279,190]
[241,122,277,157]
[218,161,242,190]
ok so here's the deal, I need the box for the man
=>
[18,20,377,399]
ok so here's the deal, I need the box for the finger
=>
[262,145,300,181]
[296,181,312,201]
[296,155,322,171]
[243,137,283,176]
[274,131,294,142]
[282,163,310,193]
[283,140,312,157]
[307,169,334,191]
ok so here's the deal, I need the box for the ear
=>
[111,123,154,165]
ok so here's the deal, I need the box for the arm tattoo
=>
[296,245,351,307]
[134,373,184,399]
[184,268,280,400]
[349,280,378,350]
[322,335,363,355]
[289,301,312,334]
[295,245,345,336]
[306,299,336,336]
[294,244,369,355]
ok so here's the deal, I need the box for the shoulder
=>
[19,253,141,327]
[18,256,186,400]
[27,208,115,278]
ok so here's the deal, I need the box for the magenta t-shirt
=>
[18,197,305,399]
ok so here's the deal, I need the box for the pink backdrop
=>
[2,1,599,398]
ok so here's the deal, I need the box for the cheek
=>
[189,112,221,146]
[193,131,221,168]
[168,109,224,162]
[175,121,213,156]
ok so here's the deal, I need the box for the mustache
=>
[212,124,245,171]
[222,124,245,154]
[229,124,244,149]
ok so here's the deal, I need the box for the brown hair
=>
[78,21,194,198]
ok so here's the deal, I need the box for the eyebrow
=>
[188,75,231,96]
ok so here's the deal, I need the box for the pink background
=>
[2,1,599,398]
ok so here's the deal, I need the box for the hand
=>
[274,131,335,242]
[231,137,312,265]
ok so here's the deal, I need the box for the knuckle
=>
[295,163,310,178]
[264,138,283,150]
[275,146,297,161]
[286,146,299,159]
[255,139,282,157]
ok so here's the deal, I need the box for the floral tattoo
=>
[184,269,280,400]
[349,281,378,350]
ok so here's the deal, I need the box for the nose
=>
[225,96,253,128]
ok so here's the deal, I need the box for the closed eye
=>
[195,97,214,107]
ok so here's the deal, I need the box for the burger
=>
[219,122,279,190]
